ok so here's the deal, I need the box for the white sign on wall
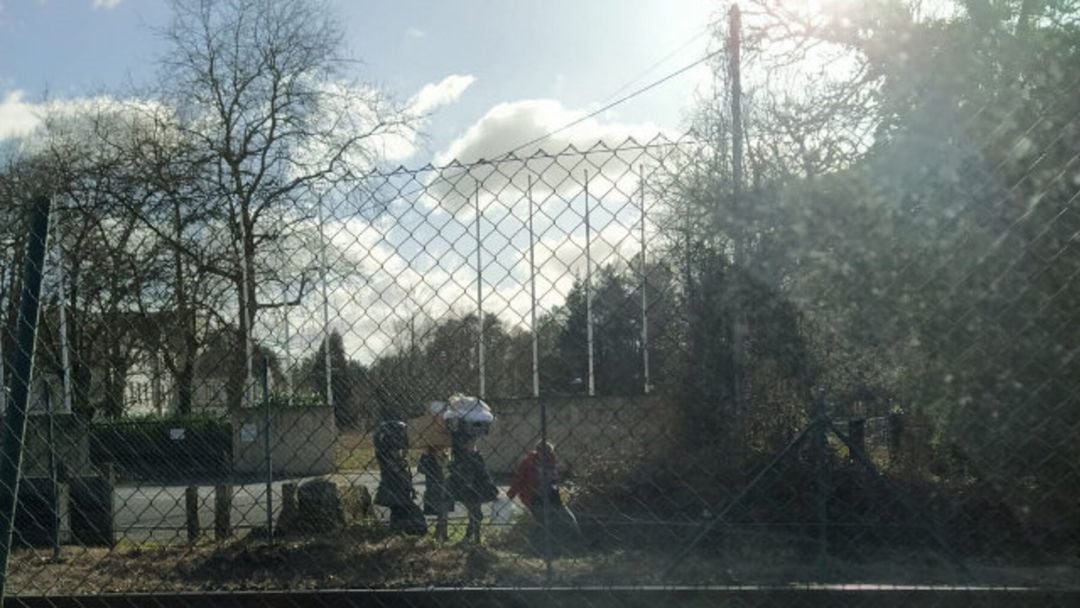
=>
[240,423,258,443]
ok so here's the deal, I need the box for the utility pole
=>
[730,4,743,227]
[729,3,748,429]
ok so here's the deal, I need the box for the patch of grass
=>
[335,431,376,471]
[335,431,430,471]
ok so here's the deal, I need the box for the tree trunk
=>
[226,230,258,414]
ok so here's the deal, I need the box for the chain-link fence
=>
[3,122,1079,594]
[2,11,1080,603]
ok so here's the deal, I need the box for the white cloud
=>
[424,99,676,214]
[435,99,667,166]
[0,90,41,140]
[92,0,122,9]
[405,27,426,39]
[360,74,476,163]
[407,74,476,116]
[0,90,170,156]
[292,75,474,169]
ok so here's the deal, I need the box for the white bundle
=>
[437,393,494,424]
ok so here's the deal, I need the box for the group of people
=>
[372,414,501,543]
[373,407,579,550]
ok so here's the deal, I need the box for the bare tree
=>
[157,0,412,412]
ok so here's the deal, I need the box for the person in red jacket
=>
[508,441,580,554]
[508,441,556,512]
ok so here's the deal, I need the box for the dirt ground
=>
[7,522,1080,595]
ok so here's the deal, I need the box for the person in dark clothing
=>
[373,421,427,535]
[448,425,498,544]
[417,446,453,541]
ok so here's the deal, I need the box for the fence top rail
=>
[367,131,705,178]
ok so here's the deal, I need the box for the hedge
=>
[90,415,232,482]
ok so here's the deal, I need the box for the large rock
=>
[341,483,375,525]
[294,479,345,532]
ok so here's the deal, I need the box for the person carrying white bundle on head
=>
[440,393,499,544]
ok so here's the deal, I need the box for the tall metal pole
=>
[528,177,539,399]
[475,192,486,398]
[729,4,747,424]
[532,176,551,581]
[282,283,293,407]
[316,199,333,411]
[639,166,650,395]
[239,212,254,409]
[730,5,743,228]
[0,196,52,600]
[262,359,273,543]
[584,171,595,397]
[53,215,73,414]
[539,372,552,583]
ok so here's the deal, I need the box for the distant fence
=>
[480,395,680,475]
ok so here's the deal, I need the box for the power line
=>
[598,27,712,106]
[500,45,725,159]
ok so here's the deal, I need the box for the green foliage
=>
[297,330,368,427]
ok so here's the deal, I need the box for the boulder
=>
[294,479,345,532]
[341,483,375,525]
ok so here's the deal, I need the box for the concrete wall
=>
[233,407,336,477]
[478,395,680,475]
[18,413,94,478]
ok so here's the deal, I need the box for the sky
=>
[0,0,721,165]
[0,0,724,367]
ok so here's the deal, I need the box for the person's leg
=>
[554,503,583,546]
[389,506,403,533]
[526,502,547,555]
[465,502,482,543]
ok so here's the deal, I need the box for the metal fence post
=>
[0,196,52,600]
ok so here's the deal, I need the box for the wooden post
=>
[214,484,232,540]
[848,419,866,464]
[185,485,200,544]
[280,482,297,532]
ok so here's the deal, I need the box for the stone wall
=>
[233,407,336,477]
[478,395,680,475]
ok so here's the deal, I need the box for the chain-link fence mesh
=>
[1,4,1080,601]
